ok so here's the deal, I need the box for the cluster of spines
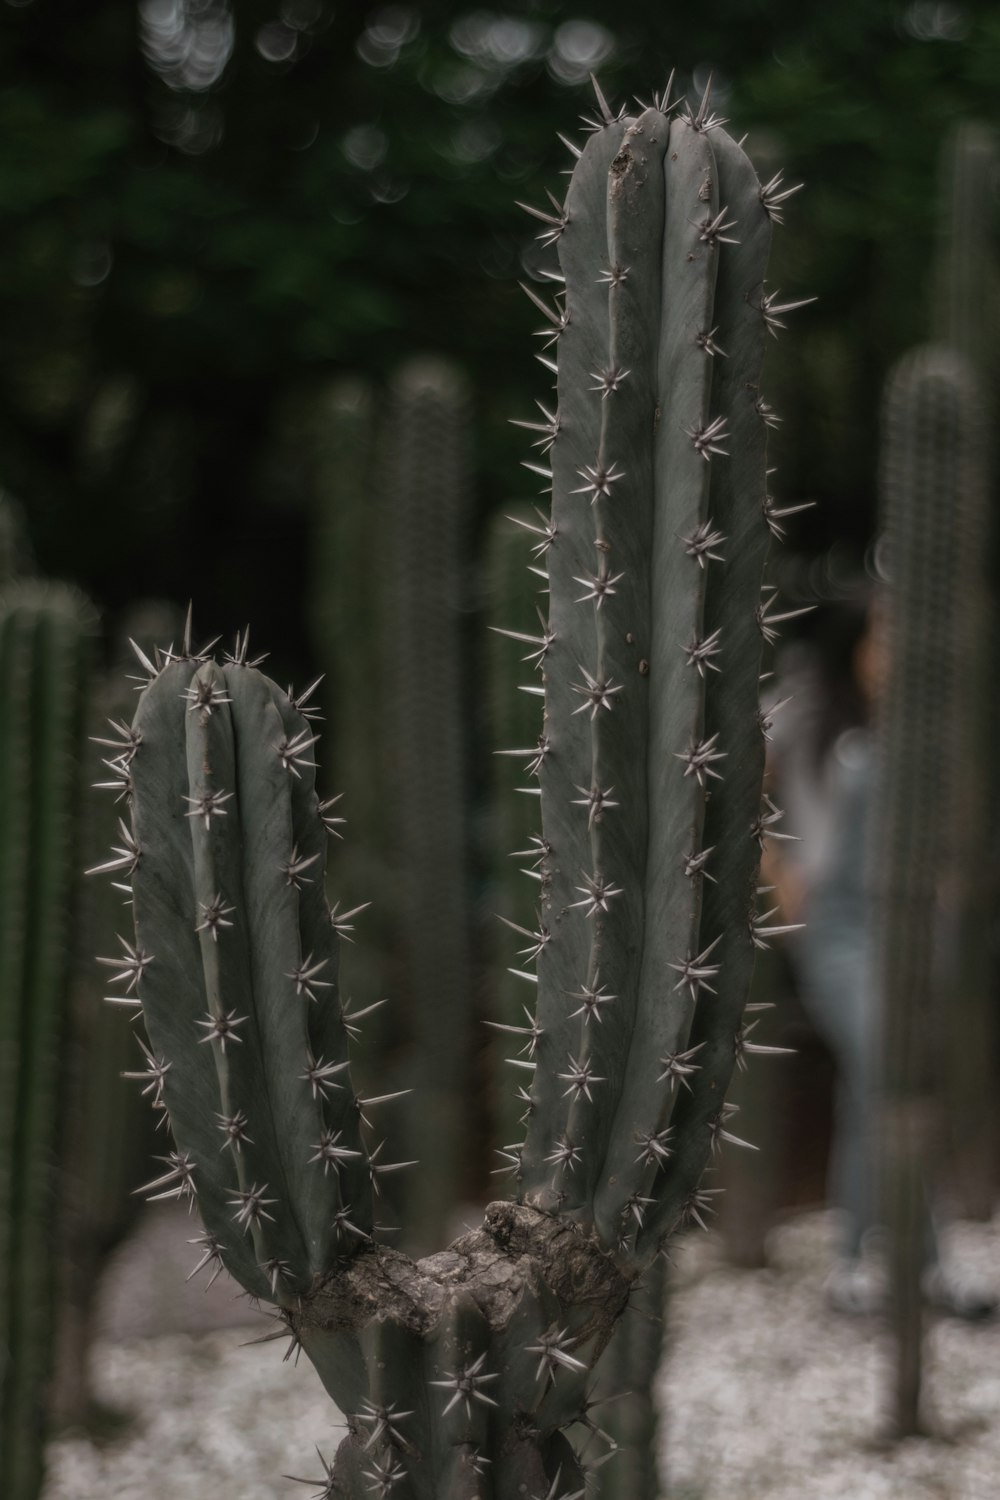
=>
[492,75,807,1268]
[88,613,414,1303]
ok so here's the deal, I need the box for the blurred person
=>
[764,592,994,1319]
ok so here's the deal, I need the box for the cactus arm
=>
[638,122,774,1253]
[519,116,632,1208]
[129,656,370,1301]
[511,100,772,1255]
[559,106,671,1218]
[585,110,723,1243]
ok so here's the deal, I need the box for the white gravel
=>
[43,1207,1000,1498]
[662,1211,1000,1499]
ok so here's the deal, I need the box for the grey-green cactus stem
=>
[0,582,94,1500]
[508,88,778,1264]
[124,639,373,1300]
[94,75,797,1497]
[487,507,552,1155]
[589,1255,669,1500]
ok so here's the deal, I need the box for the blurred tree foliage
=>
[2,0,999,657]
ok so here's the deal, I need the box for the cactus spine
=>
[875,346,991,1436]
[93,78,793,1495]
[486,506,553,1155]
[0,583,94,1500]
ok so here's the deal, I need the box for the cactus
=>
[51,602,186,1431]
[932,122,1000,391]
[0,582,94,1500]
[875,345,991,1436]
[0,490,34,586]
[91,78,796,1494]
[309,362,477,1251]
[930,122,1000,1223]
[485,506,553,1155]
[588,1256,668,1498]
[378,357,477,1249]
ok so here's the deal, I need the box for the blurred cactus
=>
[932,123,1000,390]
[0,582,94,1500]
[50,602,186,1431]
[875,345,991,1436]
[589,1257,668,1499]
[930,121,1000,1222]
[379,357,476,1251]
[0,490,35,585]
[91,78,795,1494]
[309,360,477,1252]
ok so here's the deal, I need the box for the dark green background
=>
[3,0,997,669]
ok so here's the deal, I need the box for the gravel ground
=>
[43,1205,1000,1499]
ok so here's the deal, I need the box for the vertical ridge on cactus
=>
[89,75,797,1496]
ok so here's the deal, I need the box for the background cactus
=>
[929,121,1000,1222]
[309,360,479,1251]
[874,344,991,1436]
[0,581,94,1500]
[378,356,478,1249]
[50,602,186,1432]
[90,78,794,1495]
[0,490,34,586]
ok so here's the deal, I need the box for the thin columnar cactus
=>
[588,1256,668,1499]
[51,602,185,1430]
[309,363,477,1251]
[379,356,476,1250]
[0,582,94,1500]
[932,122,1000,390]
[875,344,991,1437]
[930,121,999,1221]
[92,78,798,1496]
[0,490,34,585]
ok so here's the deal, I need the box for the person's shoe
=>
[922,1266,997,1321]
[824,1257,886,1316]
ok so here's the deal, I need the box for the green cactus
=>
[378,356,476,1250]
[588,1255,668,1499]
[0,581,94,1500]
[0,490,34,586]
[51,602,186,1431]
[308,362,477,1252]
[932,122,1000,391]
[930,121,1000,1224]
[875,345,991,1437]
[91,78,795,1494]
[485,505,552,1156]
